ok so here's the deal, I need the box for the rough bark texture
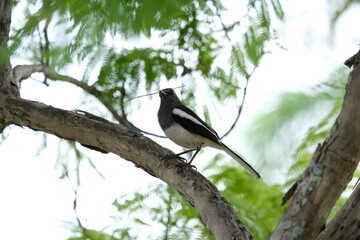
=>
[270,52,360,240]
[0,0,17,96]
[0,0,19,134]
[315,52,360,240]
[0,93,254,240]
[317,183,360,240]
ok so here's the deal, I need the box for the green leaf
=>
[270,0,285,20]
[231,44,249,79]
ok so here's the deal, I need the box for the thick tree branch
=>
[0,93,254,240]
[0,0,11,59]
[220,76,249,139]
[0,0,17,95]
[317,183,360,240]
[315,51,360,240]
[270,52,360,240]
[0,0,18,132]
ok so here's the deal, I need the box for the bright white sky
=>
[0,0,359,239]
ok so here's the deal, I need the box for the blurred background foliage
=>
[6,0,360,239]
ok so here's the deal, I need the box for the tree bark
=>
[0,93,254,240]
[270,52,360,240]
[0,0,17,132]
[316,183,360,240]
[0,0,18,96]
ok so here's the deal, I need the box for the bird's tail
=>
[220,142,261,179]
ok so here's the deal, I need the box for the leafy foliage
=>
[69,228,123,240]
[7,0,291,239]
[329,0,360,27]
[93,165,285,240]
[244,67,349,180]
[5,0,359,239]
[208,163,285,240]
[95,48,180,105]
[10,0,284,109]
[110,184,207,240]
[243,66,352,226]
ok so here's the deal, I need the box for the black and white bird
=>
[157,88,260,179]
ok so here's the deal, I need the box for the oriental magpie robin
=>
[157,88,260,179]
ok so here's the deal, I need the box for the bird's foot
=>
[176,161,197,173]
[161,154,197,172]
[162,154,187,163]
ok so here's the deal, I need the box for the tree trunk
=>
[0,0,18,132]
[271,51,360,240]
[0,0,18,96]
[317,183,360,240]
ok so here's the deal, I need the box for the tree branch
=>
[13,65,101,95]
[315,51,360,240]
[270,52,360,240]
[12,64,164,137]
[316,183,360,240]
[220,77,249,139]
[0,0,18,132]
[0,93,254,240]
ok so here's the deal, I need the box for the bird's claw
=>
[161,154,197,172]
[175,161,197,173]
[162,154,187,163]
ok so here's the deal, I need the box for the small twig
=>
[120,84,167,138]
[36,25,45,66]
[220,66,257,139]
[63,167,84,229]
[211,0,232,42]
[123,90,159,103]
[36,15,51,86]
[42,17,51,85]
[124,85,184,103]
[211,1,256,139]
[281,182,298,206]
[36,25,49,86]
[13,64,166,138]
[43,17,51,66]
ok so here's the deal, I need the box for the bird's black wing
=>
[172,104,221,144]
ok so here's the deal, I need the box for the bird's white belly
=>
[164,123,207,149]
